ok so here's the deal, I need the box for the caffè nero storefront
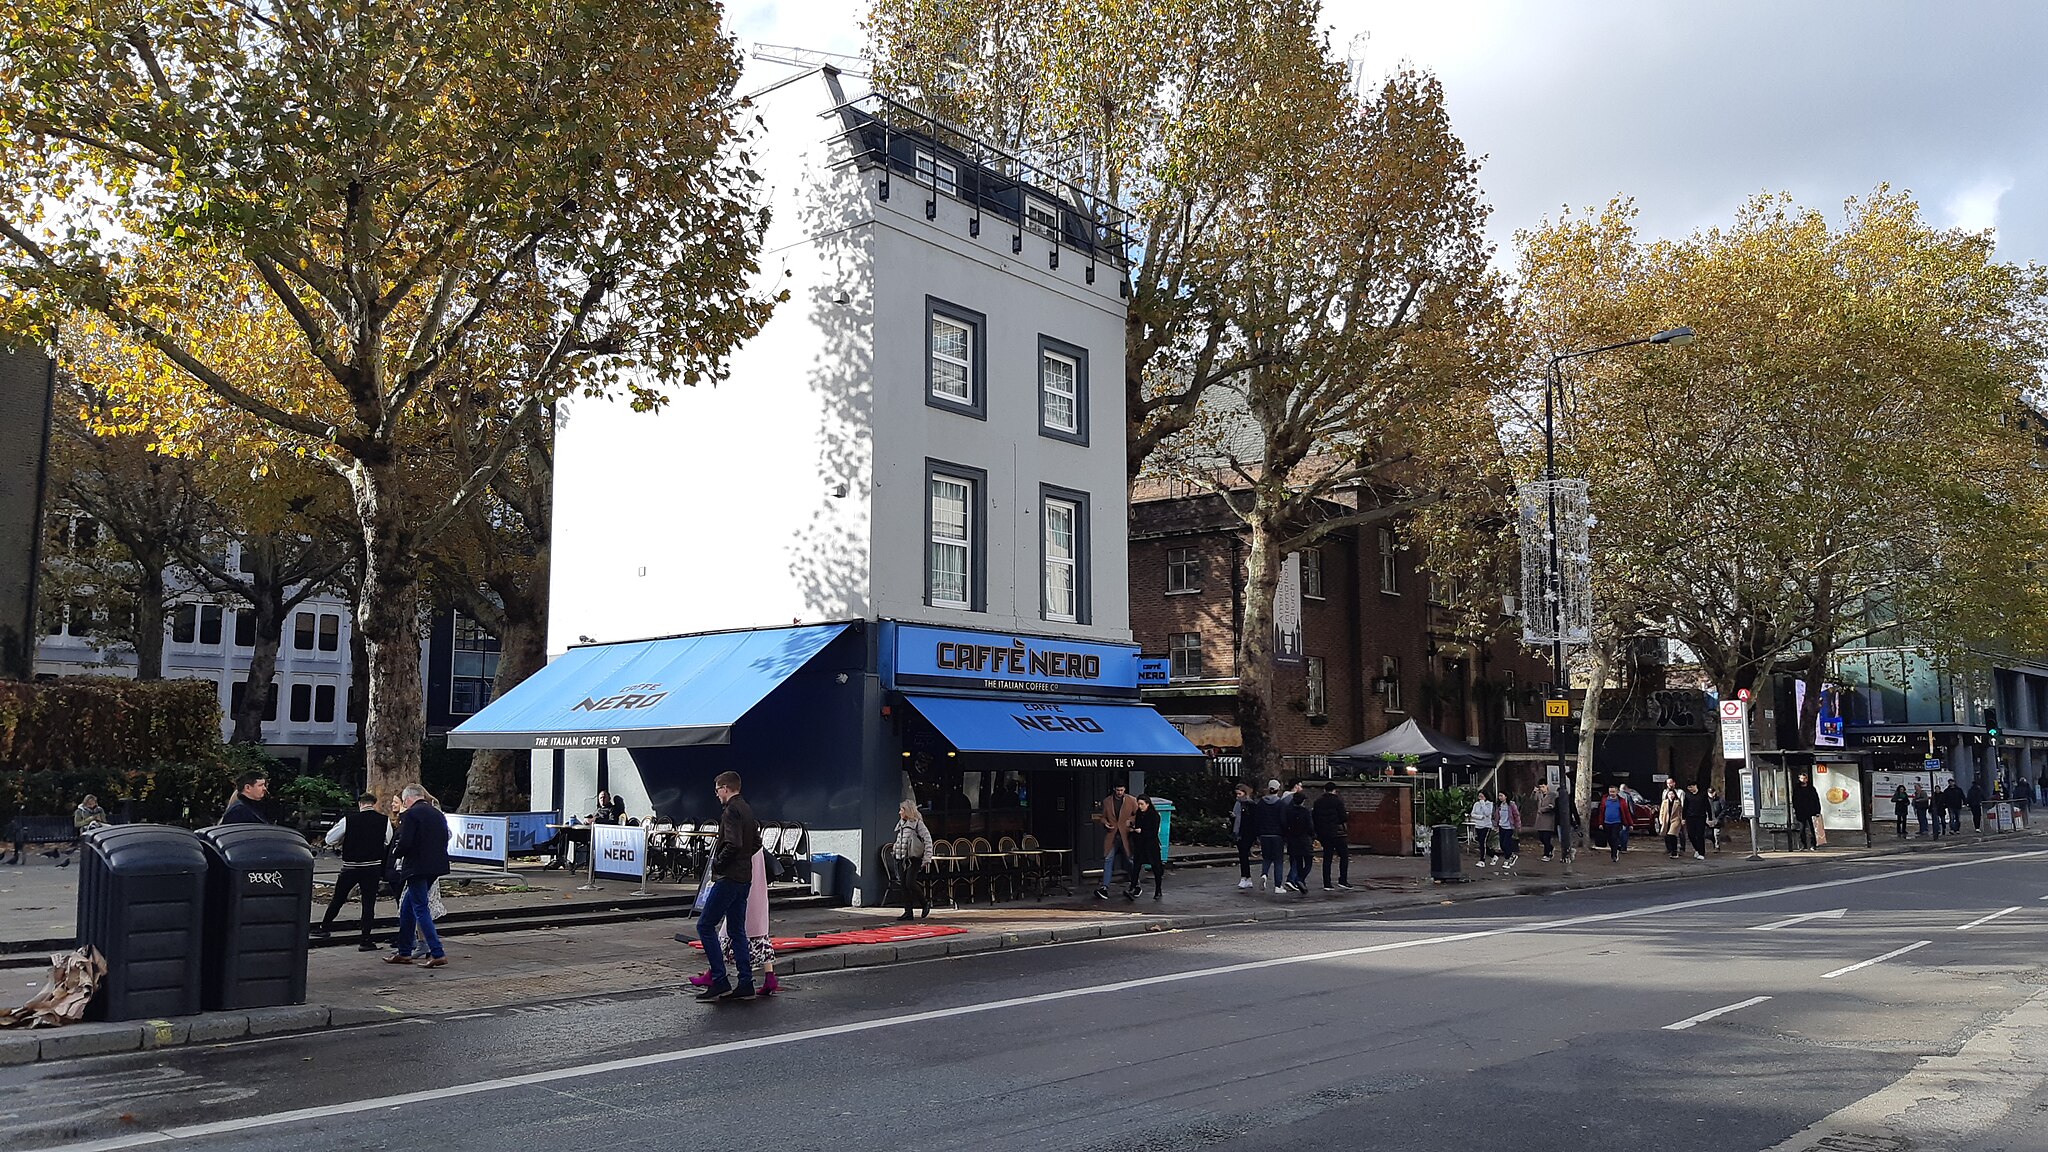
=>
[448,619,1204,903]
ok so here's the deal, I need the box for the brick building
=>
[1129,482,1551,775]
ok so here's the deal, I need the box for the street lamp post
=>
[1537,326,1694,877]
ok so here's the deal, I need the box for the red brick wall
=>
[1130,495,1553,761]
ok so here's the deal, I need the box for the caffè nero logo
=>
[936,638,1102,680]
[1010,702,1105,734]
[572,682,669,713]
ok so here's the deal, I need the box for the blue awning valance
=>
[903,694,1204,772]
[448,623,852,750]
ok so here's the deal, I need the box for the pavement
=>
[1,833,2043,1151]
[1,823,2032,1067]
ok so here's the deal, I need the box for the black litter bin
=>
[77,824,209,1021]
[198,824,315,1011]
[1429,824,1465,883]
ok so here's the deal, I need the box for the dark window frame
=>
[1038,485,1091,625]
[1036,334,1090,446]
[171,604,197,644]
[293,611,315,651]
[925,297,987,420]
[197,604,223,647]
[233,608,256,648]
[1166,547,1203,594]
[1168,632,1204,680]
[314,684,337,724]
[924,459,988,612]
[289,681,312,723]
[1301,548,1324,600]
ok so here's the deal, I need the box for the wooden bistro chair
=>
[932,838,968,908]
[995,835,1024,901]
[974,832,1007,897]
[876,842,904,908]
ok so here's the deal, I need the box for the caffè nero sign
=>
[886,623,1140,698]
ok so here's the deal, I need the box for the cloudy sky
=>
[726,0,2048,269]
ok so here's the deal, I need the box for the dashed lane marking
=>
[1821,941,1932,979]
[1664,995,1772,1031]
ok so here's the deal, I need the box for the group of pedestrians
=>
[1892,780,1977,838]
[1231,779,1352,896]
[1655,779,1717,860]
[1097,783,1170,900]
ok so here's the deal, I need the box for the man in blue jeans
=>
[1253,779,1288,894]
[696,770,761,1002]
[386,785,449,968]
[1600,787,1630,862]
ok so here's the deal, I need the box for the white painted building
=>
[455,68,1202,901]
[35,530,358,768]
[549,67,1131,652]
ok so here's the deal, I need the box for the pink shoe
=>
[687,971,713,987]
[761,971,780,995]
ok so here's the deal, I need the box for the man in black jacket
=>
[695,771,761,1002]
[317,794,393,951]
[219,770,271,825]
[1312,782,1351,890]
[1942,780,1967,835]
[386,786,449,967]
[1791,773,1822,850]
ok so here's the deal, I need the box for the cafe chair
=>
[876,842,904,907]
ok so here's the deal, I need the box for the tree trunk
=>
[351,463,426,802]
[1572,640,1616,830]
[459,603,545,813]
[1235,522,1285,781]
[232,587,284,744]
[133,562,166,680]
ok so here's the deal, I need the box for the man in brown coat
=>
[1097,783,1139,901]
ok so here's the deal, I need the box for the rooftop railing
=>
[823,91,1134,280]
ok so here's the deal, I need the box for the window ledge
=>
[1164,588,1204,597]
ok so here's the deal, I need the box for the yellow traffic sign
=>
[1545,699,1571,719]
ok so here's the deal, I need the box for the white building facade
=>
[453,69,1201,900]
[35,534,358,768]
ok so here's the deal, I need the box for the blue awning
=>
[903,694,1205,772]
[448,623,853,750]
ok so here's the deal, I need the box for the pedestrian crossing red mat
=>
[688,924,967,951]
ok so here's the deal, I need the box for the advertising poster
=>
[1756,765,1791,829]
[1274,553,1304,666]
[590,824,647,882]
[1814,763,1864,832]
[447,814,509,866]
[1794,681,1846,748]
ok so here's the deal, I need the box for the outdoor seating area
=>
[881,834,1074,908]
[640,819,809,885]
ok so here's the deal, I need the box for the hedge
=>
[0,677,222,773]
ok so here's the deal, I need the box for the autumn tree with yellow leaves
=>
[1516,191,2048,813]
[0,0,778,799]
[870,0,1509,775]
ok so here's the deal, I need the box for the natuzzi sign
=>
[887,623,1139,697]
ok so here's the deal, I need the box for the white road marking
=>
[1749,908,1846,931]
[1663,995,1772,1031]
[32,847,2044,1152]
[1957,906,2021,930]
[1821,940,1932,979]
